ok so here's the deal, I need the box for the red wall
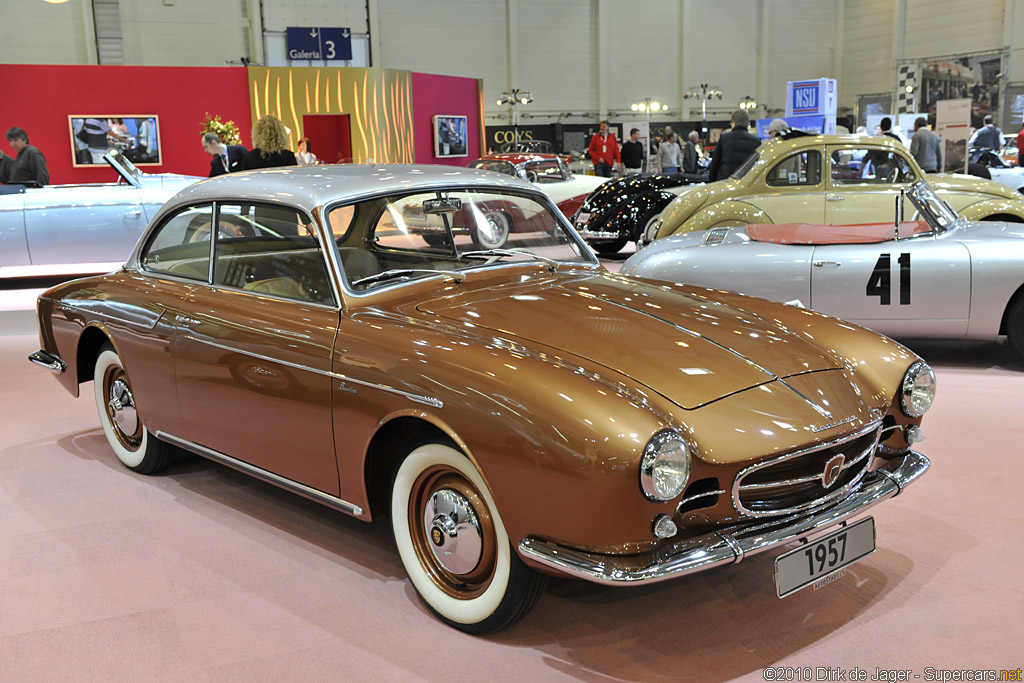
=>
[0,64,252,184]
[411,72,482,166]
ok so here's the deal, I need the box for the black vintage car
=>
[574,171,705,254]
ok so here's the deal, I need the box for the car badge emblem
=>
[431,527,444,546]
[822,454,845,489]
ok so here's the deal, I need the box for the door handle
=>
[825,194,844,201]
[175,314,202,325]
[126,208,143,216]
[812,261,841,268]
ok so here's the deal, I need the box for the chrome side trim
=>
[716,531,745,564]
[156,431,364,516]
[28,350,66,373]
[517,451,929,585]
[732,422,881,517]
[182,335,444,409]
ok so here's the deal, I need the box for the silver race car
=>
[0,148,200,279]
[622,180,1024,359]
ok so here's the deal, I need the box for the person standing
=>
[878,117,902,142]
[657,132,682,173]
[972,115,1003,150]
[137,117,158,162]
[241,115,298,170]
[202,132,247,177]
[708,110,760,181]
[620,128,645,175]
[296,138,318,165]
[588,121,621,177]
[683,131,700,173]
[4,127,49,186]
[910,117,942,173]
[0,148,13,183]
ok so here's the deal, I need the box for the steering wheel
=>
[526,170,539,183]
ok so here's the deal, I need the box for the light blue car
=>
[0,149,201,279]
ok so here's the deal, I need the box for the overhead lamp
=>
[905,84,915,93]
[739,96,758,110]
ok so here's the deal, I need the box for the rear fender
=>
[667,200,768,236]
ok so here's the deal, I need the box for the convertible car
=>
[0,148,200,279]
[623,134,1024,245]
[31,165,931,633]
[623,180,1024,360]
[468,153,608,222]
[968,147,1024,193]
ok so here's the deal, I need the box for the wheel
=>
[472,211,512,250]
[391,443,546,634]
[421,233,450,249]
[94,344,174,474]
[1007,296,1024,360]
[633,209,668,245]
[592,237,629,255]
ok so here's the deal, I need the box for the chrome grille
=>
[733,422,881,517]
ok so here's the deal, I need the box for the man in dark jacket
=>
[708,110,760,181]
[5,127,49,186]
[201,132,247,177]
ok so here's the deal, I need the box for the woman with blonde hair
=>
[241,115,298,169]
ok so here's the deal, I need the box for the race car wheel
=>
[472,211,511,250]
[592,237,629,255]
[94,344,174,474]
[391,442,546,634]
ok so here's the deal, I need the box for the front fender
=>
[665,200,767,236]
[956,197,1024,222]
[603,191,677,238]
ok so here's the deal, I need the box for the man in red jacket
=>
[588,121,622,177]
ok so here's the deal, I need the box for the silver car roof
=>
[162,164,537,214]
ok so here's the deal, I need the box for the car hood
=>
[417,272,844,410]
[926,172,1019,200]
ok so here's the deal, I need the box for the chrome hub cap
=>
[424,488,482,575]
[108,377,139,437]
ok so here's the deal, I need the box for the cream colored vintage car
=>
[647,134,1024,241]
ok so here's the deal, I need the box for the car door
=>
[0,187,29,268]
[748,148,826,224]
[810,231,971,338]
[171,201,344,496]
[824,145,920,226]
[23,183,147,266]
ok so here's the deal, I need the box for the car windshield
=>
[907,181,960,233]
[105,147,142,183]
[326,187,597,291]
[521,160,566,183]
[730,152,759,179]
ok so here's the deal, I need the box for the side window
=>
[212,203,334,305]
[766,151,821,187]
[831,148,915,184]
[139,204,213,281]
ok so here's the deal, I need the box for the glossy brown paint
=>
[36,259,923,561]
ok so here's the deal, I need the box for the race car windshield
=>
[908,181,960,232]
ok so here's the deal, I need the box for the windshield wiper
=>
[460,248,560,271]
[351,268,465,288]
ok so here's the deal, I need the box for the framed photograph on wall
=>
[432,115,468,158]
[68,115,162,167]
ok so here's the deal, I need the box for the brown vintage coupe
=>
[30,165,932,633]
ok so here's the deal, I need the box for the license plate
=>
[774,517,875,598]
[576,212,591,226]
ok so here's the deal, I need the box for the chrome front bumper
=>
[29,350,66,373]
[578,229,623,240]
[517,451,929,585]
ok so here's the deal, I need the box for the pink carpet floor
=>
[1,328,1022,681]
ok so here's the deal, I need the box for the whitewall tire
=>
[93,345,173,474]
[390,442,545,634]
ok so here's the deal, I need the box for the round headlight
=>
[640,431,691,501]
[900,361,936,417]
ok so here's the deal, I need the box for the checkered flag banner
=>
[897,64,918,113]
